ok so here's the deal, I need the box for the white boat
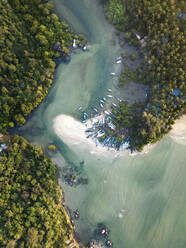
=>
[110,72,116,76]
[97,132,105,138]
[77,106,83,111]
[94,108,98,112]
[115,96,122,102]
[73,39,77,48]
[104,111,109,115]
[100,99,104,104]
[100,103,104,108]
[112,103,117,107]
[116,60,122,64]
[82,45,87,51]
[116,56,122,60]
[107,95,113,98]
[107,88,112,92]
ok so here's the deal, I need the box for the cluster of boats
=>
[75,54,130,151]
[88,223,113,248]
[85,116,130,151]
[73,38,87,51]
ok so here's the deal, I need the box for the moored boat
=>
[104,110,109,115]
[116,59,122,64]
[77,106,83,111]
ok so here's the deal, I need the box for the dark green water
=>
[18,0,186,247]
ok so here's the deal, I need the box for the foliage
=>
[104,0,125,25]
[48,144,57,151]
[0,135,74,248]
[129,53,136,61]
[0,0,84,132]
[103,0,186,150]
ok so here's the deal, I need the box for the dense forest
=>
[0,0,85,132]
[0,0,83,247]
[103,0,186,150]
[0,135,77,248]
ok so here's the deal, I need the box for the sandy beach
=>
[169,115,186,145]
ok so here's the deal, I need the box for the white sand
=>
[169,115,186,145]
[53,114,125,157]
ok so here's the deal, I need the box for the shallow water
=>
[18,0,186,247]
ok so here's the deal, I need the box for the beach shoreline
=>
[169,115,186,145]
[53,114,186,157]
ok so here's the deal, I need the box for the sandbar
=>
[53,114,125,157]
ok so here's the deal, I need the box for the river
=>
[18,0,186,247]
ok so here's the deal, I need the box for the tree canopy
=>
[0,135,75,248]
[0,0,84,132]
[103,0,186,150]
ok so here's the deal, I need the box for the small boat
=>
[97,132,105,138]
[112,103,117,107]
[86,134,93,139]
[94,108,98,112]
[85,128,94,132]
[107,88,112,92]
[74,209,80,219]
[100,100,104,104]
[105,240,113,248]
[116,56,122,60]
[83,112,88,120]
[104,111,109,115]
[100,103,104,108]
[82,45,87,51]
[95,139,99,146]
[116,60,122,64]
[77,106,83,111]
[107,95,113,98]
[73,39,77,48]
[114,96,122,102]
[110,72,116,76]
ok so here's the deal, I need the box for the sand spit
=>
[53,114,126,157]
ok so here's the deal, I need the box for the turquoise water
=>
[18,0,186,247]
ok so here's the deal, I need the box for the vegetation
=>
[0,0,85,132]
[103,0,125,25]
[0,1,84,247]
[0,135,77,248]
[48,144,57,151]
[103,0,186,150]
